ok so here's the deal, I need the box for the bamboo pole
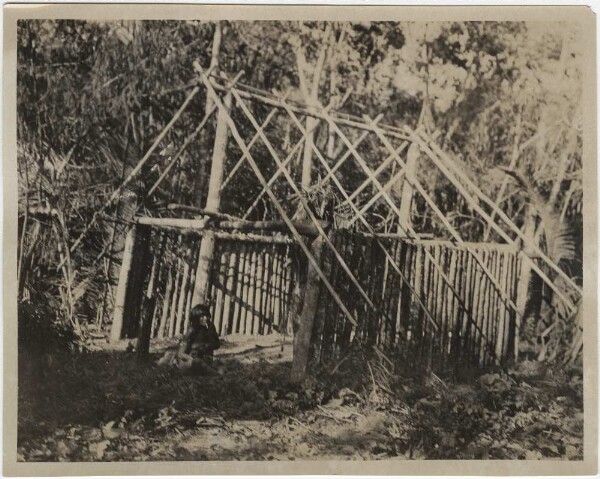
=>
[239,246,252,334]
[278,97,438,330]
[488,250,500,364]
[217,219,324,236]
[220,105,281,192]
[413,129,581,303]
[157,256,174,339]
[198,68,359,327]
[494,250,506,361]
[508,252,519,361]
[136,217,209,230]
[167,204,241,221]
[259,249,270,334]
[150,234,166,339]
[474,250,487,365]
[110,225,137,342]
[444,248,458,361]
[265,247,276,334]
[175,249,190,335]
[124,221,298,244]
[230,245,245,334]
[233,90,377,313]
[272,250,282,333]
[65,86,201,263]
[244,248,257,334]
[142,238,159,331]
[212,246,227,335]
[192,85,233,308]
[279,249,289,334]
[252,248,263,335]
[184,240,201,333]
[168,248,183,338]
[433,246,445,364]
[222,249,237,335]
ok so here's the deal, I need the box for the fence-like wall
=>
[310,232,521,370]
[118,224,299,341]
[117,223,521,370]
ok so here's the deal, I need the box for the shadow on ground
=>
[17,335,584,462]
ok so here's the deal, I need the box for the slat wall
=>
[309,232,521,371]
[124,225,520,371]
[207,238,298,336]
[130,225,299,340]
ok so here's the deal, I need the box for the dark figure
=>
[179,304,220,373]
[157,304,221,373]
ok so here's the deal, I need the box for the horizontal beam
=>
[217,219,325,236]
[167,203,241,222]
[210,79,412,142]
[134,215,324,237]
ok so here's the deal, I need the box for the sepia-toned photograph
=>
[4,4,597,476]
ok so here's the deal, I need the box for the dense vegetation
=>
[16,20,584,461]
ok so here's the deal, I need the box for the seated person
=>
[158,304,220,373]
[179,304,221,368]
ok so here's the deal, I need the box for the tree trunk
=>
[291,236,325,384]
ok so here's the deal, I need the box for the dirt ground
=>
[18,334,584,461]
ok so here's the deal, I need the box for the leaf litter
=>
[18,335,583,461]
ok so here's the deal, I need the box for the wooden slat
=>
[233,89,377,315]
[414,129,581,301]
[198,69,360,327]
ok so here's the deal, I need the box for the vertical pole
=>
[191,90,232,307]
[291,235,325,384]
[301,116,317,189]
[398,142,419,231]
[110,225,137,342]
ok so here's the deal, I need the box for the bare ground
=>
[18,334,584,461]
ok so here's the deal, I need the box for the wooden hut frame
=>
[102,63,581,373]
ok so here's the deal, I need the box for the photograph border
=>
[3,4,597,476]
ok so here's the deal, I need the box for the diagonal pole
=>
[197,66,359,326]
[242,134,305,219]
[343,141,409,207]
[279,100,440,331]
[414,128,581,302]
[62,84,202,267]
[366,118,524,319]
[232,89,377,311]
[318,106,513,358]
[348,169,405,227]
[145,103,218,199]
[220,103,281,192]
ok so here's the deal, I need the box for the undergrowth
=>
[18,341,583,461]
